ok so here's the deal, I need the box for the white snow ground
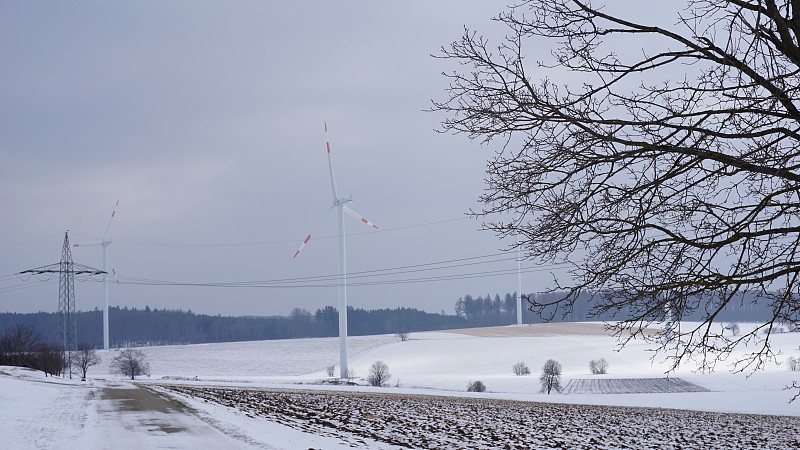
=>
[1,322,798,448]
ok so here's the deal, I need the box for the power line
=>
[4,251,511,289]
[0,279,57,294]
[105,251,513,287]
[0,233,63,251]
[106,217,470,248]
[4,250,572,293]
[112,264,567,289]
[109,258,571,290]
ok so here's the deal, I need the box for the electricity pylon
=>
[18,231,105,378]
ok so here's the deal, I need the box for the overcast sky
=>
[0,1,580,317]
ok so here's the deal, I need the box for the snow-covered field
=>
[2,322,799,448]
[162,385,800,449]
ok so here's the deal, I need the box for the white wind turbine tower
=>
[74,200,119,349]
[294,122,379,381]
[516,235,523,326]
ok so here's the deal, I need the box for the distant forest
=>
[0,291,778,348]
[0,305,468,348]
[456,291,777,326]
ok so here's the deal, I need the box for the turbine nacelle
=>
[335,197,353,207]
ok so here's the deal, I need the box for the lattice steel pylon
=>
[18,231,105,378]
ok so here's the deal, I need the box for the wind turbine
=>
[516,235,523,326]
[74,200,119,349]
[294,122,379,381]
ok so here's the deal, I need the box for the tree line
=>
[0,291,776,349]
[453,291,778,327]
[0,305,470,348]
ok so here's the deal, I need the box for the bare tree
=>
[434,0,800,376]
[395,331,410,342]
[590,358,609,375]
[1,324,40,367]
[326,365,335,377]
[513,362,531,376]
[367,360,391,387]
[73,343,101,380]
[110,349,149,380]
[35,343,66,377]
[788,356,800,371]
[540,359,562,394]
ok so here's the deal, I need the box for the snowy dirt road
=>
[0,368,255,449]
[96,383,255,449]
[163,385,800,450]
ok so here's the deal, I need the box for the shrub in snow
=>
[326,365,335,377]
[725,322,740,336]
[467,380,486,392]
[590,358,609,374]
[396,331,409,342]
[513,362,531,376]
[540,359,562,394]
[788,356,800,372]
[367,360,391,387]
[762,326,787,335]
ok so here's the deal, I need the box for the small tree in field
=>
[513,362,531,376]
[111,349,149,380]
[326,365,335,377]
[725,323,741,336]
[788,356,800,372]
[395,331,410,342]
[467,380,486,392]
[368,360,391,387]
[540,359,562,394]
[590,358,609,375]
[73,343,101,380]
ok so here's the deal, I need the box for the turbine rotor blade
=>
[343,205,378,229]
[102,200,120,242]
[293,206,336,259]
[325,121,340,202]
[294,234,312,259]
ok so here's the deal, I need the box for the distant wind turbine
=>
[293,122,379,380]
[73,200,119,349]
